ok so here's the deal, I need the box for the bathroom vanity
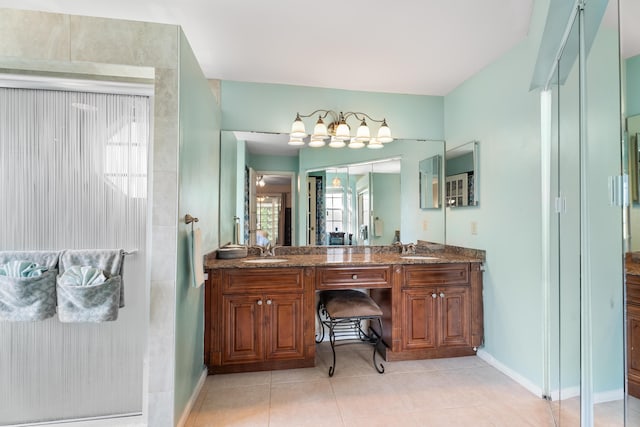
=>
[204,246,484,374]
[626,253,640,398]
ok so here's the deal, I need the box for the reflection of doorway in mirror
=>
[256,195,281,245]
[307,177,317,245]
[357,190,370,245]
[252,172,294,246]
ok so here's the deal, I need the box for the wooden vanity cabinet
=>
[205,267,315,374]
[627,273,640,398]
[393,263,483,360]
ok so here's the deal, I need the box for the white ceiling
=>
[1,0,536,96]
[2,1,637,93]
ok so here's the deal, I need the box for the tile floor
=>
[186,343,639,426]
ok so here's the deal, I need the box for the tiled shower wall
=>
[0,9,186,426]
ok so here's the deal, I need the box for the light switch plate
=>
[471,221,478,235]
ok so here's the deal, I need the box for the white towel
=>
[374,219,384,237]
[190,228,205,288]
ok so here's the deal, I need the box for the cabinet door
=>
[222,294,264,364]
[628,305,640,398]
[437,286,471,348]
[402,289,437,350]
[264,293,305,361]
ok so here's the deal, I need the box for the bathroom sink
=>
[400,255,440,260]
[243,258,289,264]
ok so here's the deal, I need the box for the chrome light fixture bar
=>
[289,110,392,149]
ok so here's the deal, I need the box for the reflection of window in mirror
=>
[256,195,280,245]
[326,188,344,234]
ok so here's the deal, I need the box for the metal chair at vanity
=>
[315,289,385,377]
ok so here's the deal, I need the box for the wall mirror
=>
[445,140,478,207]
[419,155,441,209]
[219,131,446,246]
[305,158,401,246]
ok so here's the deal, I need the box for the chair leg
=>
[315,302,325,344]
[328,320,337,377]
[371,317,384,374]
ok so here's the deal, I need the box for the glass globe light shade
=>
[288,136,305,146]
[355,119,370,141]
[290,114,307,138]
[329,136,346,148]
[348,138,365,149]
[367,138,384,149]
[376,119,393,143]
[308,137,326,148]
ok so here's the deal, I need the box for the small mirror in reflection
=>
[445,141,478,207]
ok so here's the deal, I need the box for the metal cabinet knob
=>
[439,292,445,298]
[352,274,358,280]
[266,299,272,305]
[257,300,263,305]
[432,293,437,299]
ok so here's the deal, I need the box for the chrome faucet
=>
[403,243,416,255]
[394,241,416,255]
[253,242,280,257]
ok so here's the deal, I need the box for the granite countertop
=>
[627,253,640,276]
[205,245,484,270]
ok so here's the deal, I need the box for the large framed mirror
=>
[445,140,479,207]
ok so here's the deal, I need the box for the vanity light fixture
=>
[288,110,393,149]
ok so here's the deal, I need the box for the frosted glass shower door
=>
[0,85,150,424]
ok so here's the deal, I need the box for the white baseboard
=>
[477,349,624,404]
[594,388,624,404]
[477,349,544,398]
[176,368,208,427]
[549,386,580,401]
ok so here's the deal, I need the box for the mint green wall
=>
[175,30,220,423]
[627,55,640,117]
[444,0,548,391]
[247,153,298,172]
[445,0,623,398]
[446,152,474,176]
[221,81,444,140]
[371,173,401,244]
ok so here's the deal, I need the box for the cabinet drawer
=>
[316,266,391,289]
[222,268,304,293]
[628,274,640,305]
[403,264,469,288]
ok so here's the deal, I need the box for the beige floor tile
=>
[477,400,555,426]
[188,351,632,426]
[270,364,329,384]
[411,406,494,427]
[269,379,342,425]
[191,383,270,427]
[207,370,271,389]
[594,399,624,427]
[344,412,419,427]
[331,374,412,420]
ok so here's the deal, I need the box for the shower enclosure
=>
[0,77,151,424]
